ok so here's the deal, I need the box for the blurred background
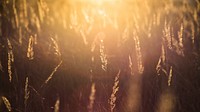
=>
[0,0,200,112]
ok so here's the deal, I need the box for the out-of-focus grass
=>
[0,0,200,111]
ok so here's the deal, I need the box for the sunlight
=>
[1,0,199,111]
[98,9,106,16]
[85,0,119,4]
[68,0,121,5]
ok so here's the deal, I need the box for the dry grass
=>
[109,70,120,112]
[42,60,63,87]
[7,39,14,82]
[88,83,96,112]
[0,0,199,111]
[54,96,60,112]
[24,77,30,112]
[1,96,12,112]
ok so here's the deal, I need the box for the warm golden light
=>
[1,0,199,111]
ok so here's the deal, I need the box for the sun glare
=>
[1,0,199,111]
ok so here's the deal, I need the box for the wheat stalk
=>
[7,39,14,82]
[163,21,172,50]
[156,43,168,76]
[41,60,62,87]
[98,32,107,71]
[178,24,184,48]
[13,0,19,29]
[54,96,60,112]
[109,70,120,112]
[2,96,12,111]
[27,35,34,60]
[80,29,88,45]
[50,36,61,56]
[133,31,144,74]
[88,83,96,112]
[168,66,173,86]
[24,77,30,112]
[23,0,27,18]
[129,55,134,75]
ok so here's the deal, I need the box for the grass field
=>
[0,0,200,112]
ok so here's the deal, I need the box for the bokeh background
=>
[0,0,200,112]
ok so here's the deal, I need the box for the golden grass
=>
[109,70,120,112]
[88,83,96,112]
[98,33,107,71]
[7,39,14,82]
[50,37,61,56]
[42,60,63,87]
[133,31,144,74]
[54,96,60,112]
[129,55,134,75]
[27,35,34,60]
[24,77,30,112]
[168,66,173,86]
[1,96,12,112]
[1,0,199,111]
